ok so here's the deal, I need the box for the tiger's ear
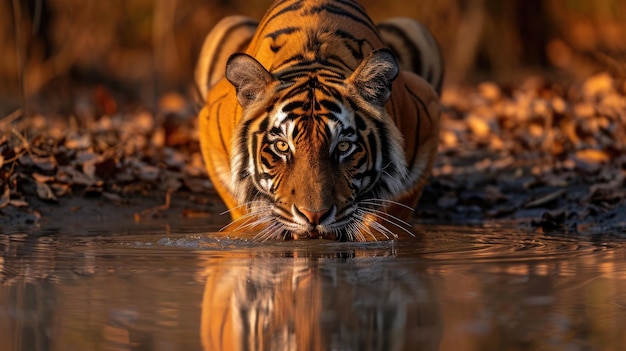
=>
[226,53,275,108]
[348,49,399,106]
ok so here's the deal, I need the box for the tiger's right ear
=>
[226,53,275,108]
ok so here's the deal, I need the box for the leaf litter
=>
[1,89,218,227]
[419,73,626,236]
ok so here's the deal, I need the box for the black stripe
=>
[257,0,305,36]
[281,100,305,112]
[260,154,272,169]
[366,129,378,168]
[336,0,371,23]
[377,23,423,75]
[215,101,229,156]
[307,4,378,35]
[406,83,432,124]
[272,54,306,72]
[318,70,346,79]
[354,113,367,131]
[206,19,258,87]
[277,63,345,81]
[325,52,354,71]
[319,99,342,114]
[265,26,300,40]
[405,84,432,172]
[353,153,367,169]
[258,115,270,131]
[341,127,356,136]
[237,118,255,180]
[335,29,371,60]
[269,126,282,135]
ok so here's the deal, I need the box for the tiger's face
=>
[227,49,409,241]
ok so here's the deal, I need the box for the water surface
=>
[1,222,625,350]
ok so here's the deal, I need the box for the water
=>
[1,221,626,351]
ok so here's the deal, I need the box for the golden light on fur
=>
[195,0,443,241]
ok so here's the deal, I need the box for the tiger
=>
[195,0,443,241]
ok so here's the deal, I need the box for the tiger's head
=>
[226,49,409,241]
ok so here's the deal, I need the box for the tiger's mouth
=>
[284,204,366,241]
[291,230,338,240]
[241,199,409,241]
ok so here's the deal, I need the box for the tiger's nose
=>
[298,207,329,225]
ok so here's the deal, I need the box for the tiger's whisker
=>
[351,212,384,241]
[254,222,283,242]
[368,219,396,240]
[355,211,392,240]
[359,198,415,211]
[356,207,415,237]
[232,215,274,236]
[220,208,272,232]
[219,200,266,216]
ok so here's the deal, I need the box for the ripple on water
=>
[408,225,624,264]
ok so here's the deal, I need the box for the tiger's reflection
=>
[199,247,441,351]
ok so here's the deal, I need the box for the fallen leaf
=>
[467,114,491,139]
[478,82,501,101]
[65,134,92,149]
[571,149,609,172]
[9,199,29,207]
[36,182,58,202]
[102,192,123,204]
[20,155,57,172]
[32,173,55,183]
[582,72,614,98]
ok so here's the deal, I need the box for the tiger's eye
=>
[275,140,290,153]
[337,141,351,153]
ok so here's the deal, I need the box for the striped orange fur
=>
[196,0,442,241]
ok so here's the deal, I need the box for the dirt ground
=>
[2,73,626,237]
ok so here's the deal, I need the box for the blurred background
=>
[1,0,626,115]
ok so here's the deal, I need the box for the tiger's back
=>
[196,0,442,240]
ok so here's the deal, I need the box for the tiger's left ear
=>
[348,49,399,106]
[226,53,275,108]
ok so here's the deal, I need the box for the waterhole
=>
[1,220,625,350]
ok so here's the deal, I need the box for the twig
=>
[11,0,27,116]
[134,188,176,222]
[0,109,22,126]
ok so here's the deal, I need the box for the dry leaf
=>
[36,182,58,202]
[9,199,29,207]
[582,72,614,98]
[467,114,491,139]
[571,149,609,172]
[32,173,55,183]
[478,82,501,101]
[19,155,57,172]
[65,134,92,149]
